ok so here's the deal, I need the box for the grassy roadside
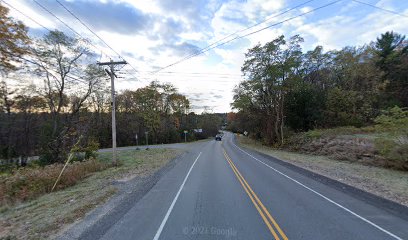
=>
[237,135,408,207]
[0,148,184,240]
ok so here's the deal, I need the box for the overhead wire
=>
[155,0,408,76]
[1,0,51,32]
[2,0,114,62]
[0,10,105,86]
[232,0,343,40]
[4,0,139,83]
[31,0,113,62]
[1,1,112,86]
[13,54,93,85]
[351,0,408,18]
[54,0,121,59]
[152,0,343,74]
[151,0,316,74]
[122,71,242,76]
[7,0,407,87]
[119,70,243,83]
[54,0,141,80]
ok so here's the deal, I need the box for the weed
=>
[0,148,183,239]
[375,138,408,170]
[304,130,322,139]
[0,159,110,205]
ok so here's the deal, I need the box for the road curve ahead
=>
[87,132,408,240]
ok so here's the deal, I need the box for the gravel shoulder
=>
[237,135,408,207]
[0,148,184,240]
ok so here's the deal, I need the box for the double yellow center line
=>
[223,149,288,240]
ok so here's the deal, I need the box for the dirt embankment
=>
[284,132,407,170]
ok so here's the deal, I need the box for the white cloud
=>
[6,0,57,30]
[295,8,408,50]
[4,0,408,113]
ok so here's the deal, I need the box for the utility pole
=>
[97,59,127,165]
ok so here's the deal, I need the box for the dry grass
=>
[238,136,408,207]
[0,159,110,205]
[283,127,408,170]
[0,148,184,240]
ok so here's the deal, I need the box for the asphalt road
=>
[87,132,408,240]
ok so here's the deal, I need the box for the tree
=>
[375,31,406,74]
[375,31,408,107]
[31,30,102,163]
[285,83,325,131]
[0,3,31,73]
[13,86,46,164]
[230,33,402,144]
[0,81,16,160]
[114,81,191,145]
[235,35,304,144]
[197,113,222,138]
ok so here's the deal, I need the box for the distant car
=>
[215,134,222,141]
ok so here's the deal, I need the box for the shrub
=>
[71,138,100,162]
[0,163,17,174]
[388,143,408,170]
[304,130,322,139]
[374,137,408,170]
[0,159,110,205]
[374,106,408,132]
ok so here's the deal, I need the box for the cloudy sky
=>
[4,0,408,113]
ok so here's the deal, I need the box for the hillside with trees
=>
[229,32,408,170]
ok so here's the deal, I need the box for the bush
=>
[71,138,100,162]
[374,106,408,132]
[304,130,323,140]
[0,163,17,174]
[0,159,110,205]
[375,137,408,170]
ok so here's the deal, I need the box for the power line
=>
[1,0,51,31]
[54,0,141,78]
[30,0,113,61]
[153,0,343,74]
[124,71,242,76]
[123,77,238,83]
[2,1,113,85]
[152,0,315,74]
[235,0,343,39]
[25,0,139,81]
[351,0,408,18]
[138,75,240,79]
[12,55,89,84]
[32,0,81,37]
[54,0,121,59]
[1,34,96,87]
[121,70,243,81]
[1,0,114,87]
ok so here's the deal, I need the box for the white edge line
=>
[153,152,202,240]
[232,142,403,240]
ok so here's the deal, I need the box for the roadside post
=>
[145,131,149,146]
[135,133,138,146]
[184,130,188,142]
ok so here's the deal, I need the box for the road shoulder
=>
[235,136,408,221]
[57,149,187,240]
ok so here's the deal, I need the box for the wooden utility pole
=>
[97,59,127,165]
